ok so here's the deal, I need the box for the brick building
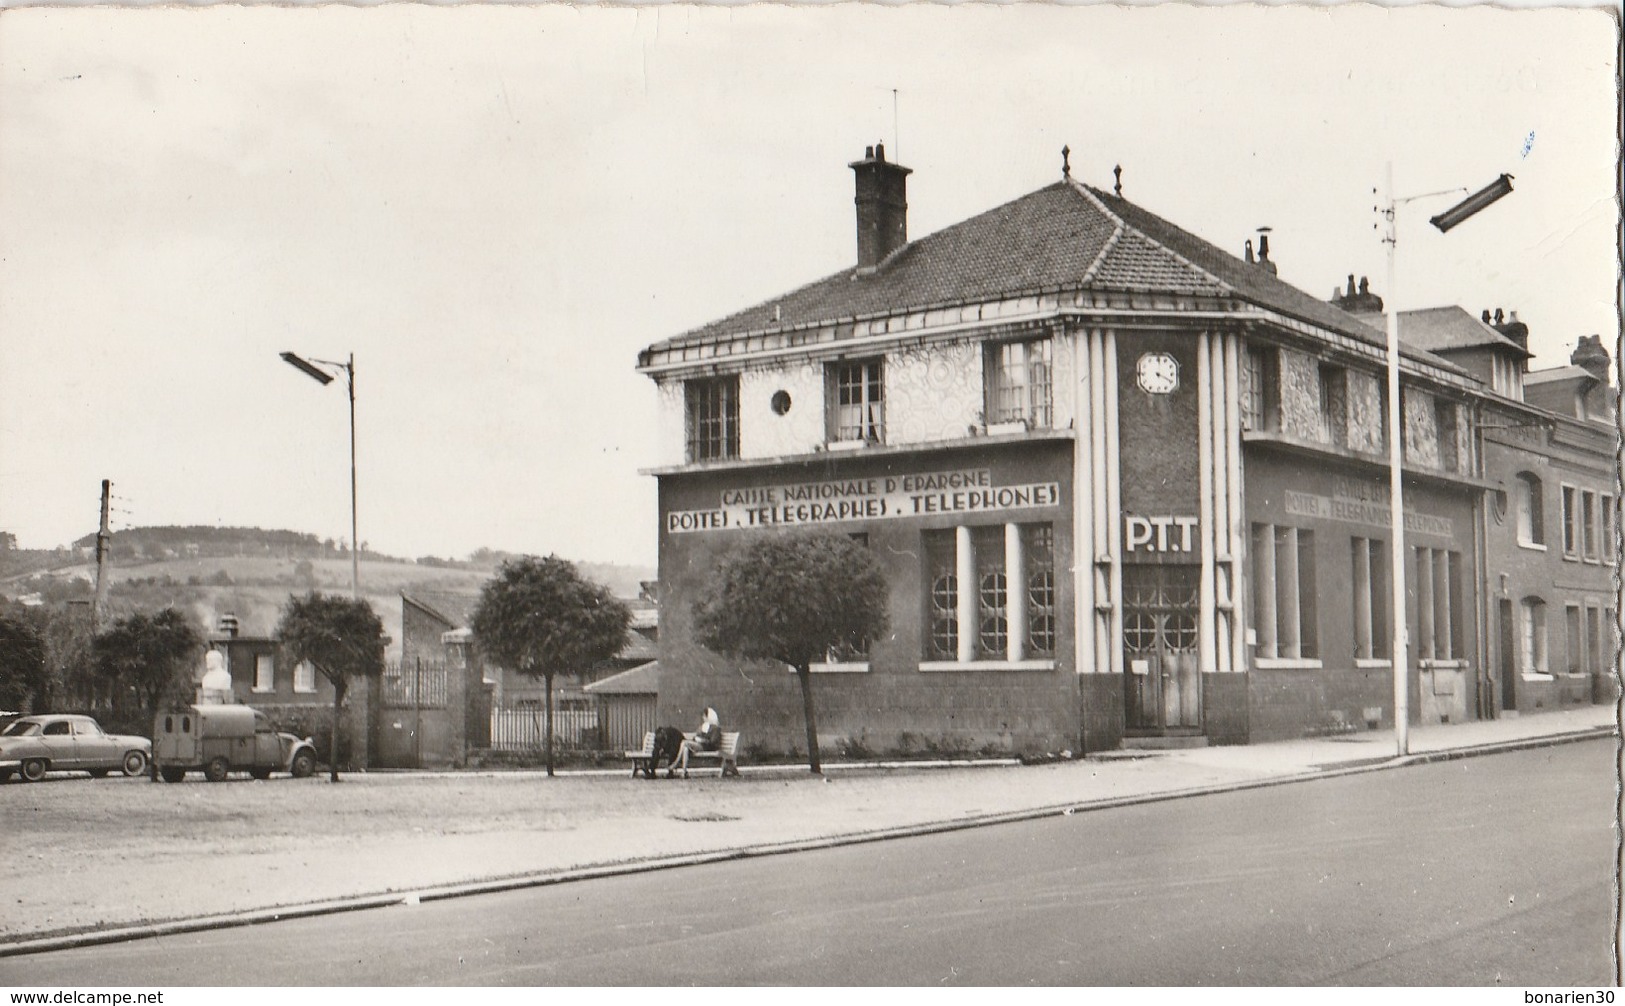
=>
[638,145,1617,757]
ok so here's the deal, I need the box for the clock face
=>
[1136,352,1180,394]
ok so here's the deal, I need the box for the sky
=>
[0,3,1618,568]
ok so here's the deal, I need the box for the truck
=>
[153,704,318,783]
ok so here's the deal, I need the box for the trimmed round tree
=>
[471,555,632,777]
[92,608,203,716]
[692,530,889,774]
[276,592,386,782]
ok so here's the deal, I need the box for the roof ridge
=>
[1079,182,1232,293]
[1069,181,1125,284]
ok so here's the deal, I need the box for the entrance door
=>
[1498,598,1516,712]
[1123,564,1201,732]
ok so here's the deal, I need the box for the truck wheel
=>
[204,757,229,783]
[160,766,186,783]
[20,759,47,783]
[290,751,315,779]
[121,751,148,777]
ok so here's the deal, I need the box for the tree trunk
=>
[544,671,555,778]
[330,678,346,783]
[796,664,821,774]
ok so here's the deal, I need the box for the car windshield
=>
[2,720,41,736]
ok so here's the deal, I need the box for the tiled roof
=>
[1358,306,1531,358]
[645,178,1463,375]
[616,629,659,663]
[1525,365,1597,387]
[401,590,480,630]
[584,661,660,695]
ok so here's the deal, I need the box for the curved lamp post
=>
[280,351,359,599]
[1381,168,1513,756]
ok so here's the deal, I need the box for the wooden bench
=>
[683,731,742,778]
[625,730,742,778]
[626,732,659,779]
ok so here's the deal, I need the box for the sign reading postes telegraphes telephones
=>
[1124,515,1201,554]
[665,468,1062,533]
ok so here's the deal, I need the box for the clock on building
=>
[1136,352,1180,394]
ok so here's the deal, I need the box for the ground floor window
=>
[1519,596,1548,674]
[253,653,275,692]
[1412,547,1463,661]
[1351,536,1390,660]
[1250,523,1317,660]
[294,660,317,693]
[924,522,1054,663]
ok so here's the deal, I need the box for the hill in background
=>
[2,525,654,658]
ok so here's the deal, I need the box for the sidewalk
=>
[0,704,1614,958]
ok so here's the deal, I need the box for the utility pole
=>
[92,479,111,630]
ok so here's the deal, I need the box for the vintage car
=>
[0,714,151,782]
[153,704,317,782]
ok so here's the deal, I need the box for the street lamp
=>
[1380,165,1513,756]
[281,351,359,598]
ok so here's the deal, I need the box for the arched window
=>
[1519,596,1548,674]
[1515,472,1544,546]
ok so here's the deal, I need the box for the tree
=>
[471,555,631,776]
[0,612,48,712]
[275,592,386,782]
[692,530,889,774]
[92,608,203,715]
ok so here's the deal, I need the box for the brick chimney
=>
[1330,273,1383,314]
[849,142,912,272]
[1571,334,1611,384]
[1489,308,1529,352]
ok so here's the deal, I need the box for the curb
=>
[1,724,1613,960]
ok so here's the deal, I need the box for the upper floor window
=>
[985,338,1052,429]
[1561,485,1579,558]
[1581,490,1599,562]
[294,661,317,694]
[1491,353,1524,399]
[828,359,885,444]
[1515,472,1544,547]
[685,376,739,462]
[1434,397,1460,472]
[1318,363,1347,447]
[1241,345,1280,432]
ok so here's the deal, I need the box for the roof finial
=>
[1113,164,1123,197]
[1061,145,1071,180]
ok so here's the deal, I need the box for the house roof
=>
[401,591,481,630]
[583,661,660,695]
[616,629,659,663]
[644,178,1464,375]
[1355,306,1532,359]
[1525,365,1598,387]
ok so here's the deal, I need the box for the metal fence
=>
[488,706,600,752]
[381,660,448,709]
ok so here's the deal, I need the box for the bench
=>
[625,730,742,778]
[626,732,659,779]
[683,731,742,778]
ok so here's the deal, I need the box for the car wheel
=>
[89,769,110,778]
[121,751,148,777]
[159,766,186,784]
[20,759,47,783]
[290,751,315,779]
[204,757,229,783]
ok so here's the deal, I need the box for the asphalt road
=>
[2,739,1614,986]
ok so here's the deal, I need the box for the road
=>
[1,739,1613,985]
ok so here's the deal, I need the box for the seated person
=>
[669,707,721,777]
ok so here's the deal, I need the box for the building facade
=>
[639,146,1617,757]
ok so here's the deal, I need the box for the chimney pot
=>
[875,141,886,162]
[1482,310,1492,323]
[1494,308,1504,325]
[1245,239,1255,263]
[1359,276,1370,295]
[1347,274,1357,297]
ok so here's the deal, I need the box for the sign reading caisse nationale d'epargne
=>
[666,468,1062,533]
